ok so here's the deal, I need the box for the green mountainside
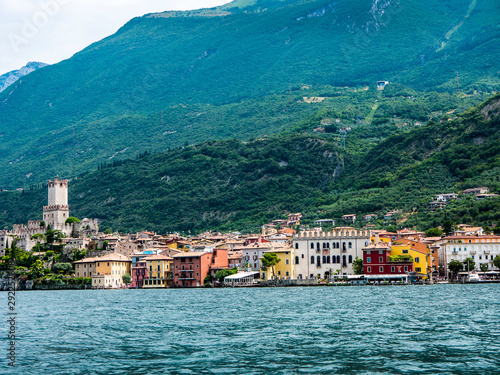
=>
[0,0,499,187]
[1,94,499,234]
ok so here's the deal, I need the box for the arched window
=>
[317,242,320,250]
[323,242,326,249]
[337,255,341,263]
[295,243,299,249]
[311,256,315,264]
[348,242,352,249]
[327,242,330,248]
[311,243,314,249]
[343,242,346,251]
[342,255,347,265]
[323,255,327,263]
[349,255,353,263]
[327,256,331,263]
[295,256,299,265]
[365,241,368,246]
[317,256,321,265]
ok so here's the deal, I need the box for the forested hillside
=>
[1,95,499,234]
[0,0,498,187]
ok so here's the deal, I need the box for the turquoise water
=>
[1,285,499,374]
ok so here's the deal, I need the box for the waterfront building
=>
[362,241,413,275]
[87,253,132,288]
[142,254,173,288]
[261,247,295,281]
[391,238,430,279]
[441,235,500,276]
[292,229,371,279]
[130,259,147,288]
[172,249,228,287]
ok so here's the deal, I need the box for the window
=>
[262,273,265,279]
[378,250,383,254]
[404,266,408,271]
[379,266,384,272]
[317,242,320,250]
[415,257,419,263]
[317,256,321,265]
[379,257,383,263]
[391,266,395,272]
[323,256,327,264]
[311,256,315,264]
[348,255,353,263]
[367,251,371,255]
[295,243,298,249]
[278,271,281,276]
[402,250,408,254]
[157,265,161,271]
[285,259,289,265]
[327,256,331,263]
[416,267,421,272]
[285,271,289,276]
[348,242,352,249]
[367,257,371,263]
[343,242,346,251]
[367,267,371,273]
[295,256,299,265]
[337,255,340,263]
[311,243,314,249]
[149,266,152,272]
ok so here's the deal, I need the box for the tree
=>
[53,263,73,274]
[65,217,80,224]
[448,260,463,277]
[260,253,281,278]
[425,228,443,237]
[442,220,455,235]
[386,225,397,233]
[214,267,237,283]
[28,259,45,279]
[122,273,132,284]
[352,257,363,274]
[480,263,488,272]
[463,257,476,272]
[493,255,500,270]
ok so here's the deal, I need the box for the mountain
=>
[0,0,498,187]
[0,134,343,233]
[1,94,498,234]
[0,61,48,93]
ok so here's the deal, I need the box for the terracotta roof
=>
[172,251,208,258]
[142,254,173,261]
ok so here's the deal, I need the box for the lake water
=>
[1,285,499,374]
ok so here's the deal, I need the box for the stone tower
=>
[43,178,69,231]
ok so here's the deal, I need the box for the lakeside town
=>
[1,178,499,290]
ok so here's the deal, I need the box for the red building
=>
[172,249,228,287]
[362,242,413,275]
[130,259,147,288]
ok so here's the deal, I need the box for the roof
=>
[224,271,260,280]
[74,252,131,263]
[172,251,208,258]
[142,254,173,261]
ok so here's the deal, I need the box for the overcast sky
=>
[0,0,232,74]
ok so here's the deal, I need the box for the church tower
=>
[43,178,69,231]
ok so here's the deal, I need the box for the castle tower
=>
[43,178,69,231]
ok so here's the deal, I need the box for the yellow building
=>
[261,247,295,281]
[74,253,132,288]
[391,239,430,279]
[142,254,173,288]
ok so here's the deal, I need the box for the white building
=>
[292,229,371,279]
[442,235,500,276]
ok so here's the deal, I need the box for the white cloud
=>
[0,0,232,74]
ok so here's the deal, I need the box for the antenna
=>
[456,72,460,94]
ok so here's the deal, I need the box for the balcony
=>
[178,276,195,280]
[470,250,477,255]
[179,269,194,272]
[484,250,490,254]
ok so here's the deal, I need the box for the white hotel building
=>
[441,235,500,276]
[292,229,371,279]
